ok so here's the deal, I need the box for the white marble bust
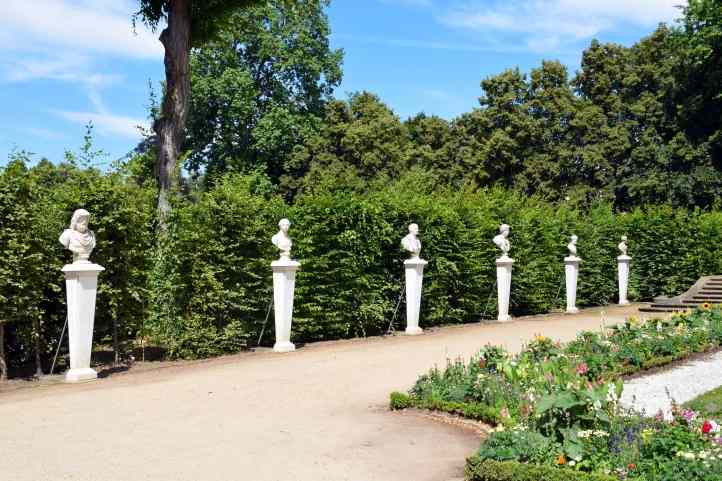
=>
[618,235,628,256]
[401,223,422,258]
[493,223,511,258]
[272,218,293,260]
[567,235,580,260]
[59,209,96,263]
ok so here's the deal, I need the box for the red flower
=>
[575,362,589,375]
[478,358,486,369]
[628,463,636,470]
[703,421,713,434]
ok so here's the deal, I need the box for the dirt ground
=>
[0,304,643,481]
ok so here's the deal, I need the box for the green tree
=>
[288,92,410,195]
[184,0,343,183]
[134,0,262,221]
[673,0,722,162]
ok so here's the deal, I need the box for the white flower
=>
[569,460,576,466]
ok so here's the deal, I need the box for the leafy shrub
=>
[389,391,411,410]
[465,457,616,481]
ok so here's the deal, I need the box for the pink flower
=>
[500,407,510,418]
[682,408,698,423]
[655,409,665,422]
[576,363,589,375]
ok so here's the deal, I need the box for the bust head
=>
[70,209,90,233]
[279,218,291,234]
[59,208,96,263]
[499,223,510,238]
[570,235,578,245]
[408,223,419,236]
[621,235,628,242]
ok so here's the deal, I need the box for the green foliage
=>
[184,0,343,183]
[401,308,722,479]
[134,0,262,45]
[465,457,616,481]
[476,430,558,464]
[0,153,154,372]
[389,391,411,410]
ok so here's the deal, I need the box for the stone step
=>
[700,285,722,290]
[690,295,722,301]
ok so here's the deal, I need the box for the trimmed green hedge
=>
[465,457,616,481]
[4,162,722,365]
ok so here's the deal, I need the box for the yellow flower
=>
[702,302,712,310]
[641,429,654,444]
[556,454,566,465]
[534,334,547,343]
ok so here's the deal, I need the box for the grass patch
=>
[685,385,722,418]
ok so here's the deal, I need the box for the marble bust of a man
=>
[567,235,580,259]
[401,223,422,258]
[493,224,511,258]
[618,235,628,256]
[272,218,293,260]
[59,209,96,263]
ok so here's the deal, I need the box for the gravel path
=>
[0,304,639,481]
[620,351,722,418]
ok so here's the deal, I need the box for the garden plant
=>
[391,305,722,480]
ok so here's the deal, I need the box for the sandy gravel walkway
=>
[0,304,641,481]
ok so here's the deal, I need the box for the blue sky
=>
[0,0,684,165]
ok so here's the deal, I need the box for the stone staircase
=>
[639,276,722,313]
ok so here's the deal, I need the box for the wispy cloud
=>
[438,0,685,53]
[0,1,158,143]
[54,110,147,139]
[333,33,528,54]
[1,0,162,59]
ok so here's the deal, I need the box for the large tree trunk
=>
[154,0,192,226]
[0,323,7,381]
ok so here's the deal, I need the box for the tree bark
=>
[34,319,42,377]
[154,0,192,226]
[113,317,119,365]
[0,323,7,381]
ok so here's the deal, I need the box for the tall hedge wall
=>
[2,162,722,367]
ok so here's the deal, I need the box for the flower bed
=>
[390,306,722,480]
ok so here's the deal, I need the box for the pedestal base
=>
[404,257,427,335]
[564,257,580,314]
[404,326,424,336]
[65,367,98,383]
[273,341,296,353]
[618,300,630,306]
[496,256,514,322]
[272,259,300,354]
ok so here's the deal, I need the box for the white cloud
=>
[438,0,685,53]
[0,1,159,144]
[55,110,147,139]
[1,0,163,59]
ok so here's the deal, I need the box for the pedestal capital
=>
[404,257,428,267]
[617,255,632,262]
[564,256,581,264]
[62,262,105,275]
[496,256,514,266]
[271,259,301,271]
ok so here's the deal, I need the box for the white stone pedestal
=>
[62,262,104,382]
[564,257,580,314]
[617,255,631,305]
[272,259,300,352]
[404,257,427,335]
[495,256,514,322]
